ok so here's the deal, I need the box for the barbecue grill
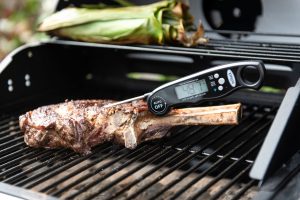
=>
[0,0,300,199]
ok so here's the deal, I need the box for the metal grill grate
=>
[0,103,277,200]
[53,38,300,63]
[145,38,300,63]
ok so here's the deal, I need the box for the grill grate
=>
[53,38,300,63]
[145,39,300,63]
[0,103,276,200]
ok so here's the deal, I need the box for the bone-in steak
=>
[19,100,241,154]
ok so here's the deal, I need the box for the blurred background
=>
[0,0,57,60]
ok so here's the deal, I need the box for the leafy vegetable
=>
[38,0,208,46]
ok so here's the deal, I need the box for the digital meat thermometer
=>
[104,61,265,116]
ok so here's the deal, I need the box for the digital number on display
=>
[175,79,208,100]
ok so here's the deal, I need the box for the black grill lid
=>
[250,78,300,181]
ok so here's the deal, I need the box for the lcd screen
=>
[175,79,208,99]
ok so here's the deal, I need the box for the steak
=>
[19,100,241,154]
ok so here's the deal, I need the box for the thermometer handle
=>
[147,61,265,116]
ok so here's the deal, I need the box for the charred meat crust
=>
[20,100,113,154]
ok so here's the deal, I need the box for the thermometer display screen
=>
[175,79,208,100]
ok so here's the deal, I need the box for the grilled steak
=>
[19,100,241,154]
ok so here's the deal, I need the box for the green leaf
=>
[53,17,163,44]
[38,1,171,31]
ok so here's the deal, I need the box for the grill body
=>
[0,0,300,199]
[0,38,297,200]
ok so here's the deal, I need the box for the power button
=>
[149,96,167,114]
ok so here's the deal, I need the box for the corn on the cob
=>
[38,0,208,46]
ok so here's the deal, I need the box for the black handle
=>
[147,60,265,116]
[236,61,265,90]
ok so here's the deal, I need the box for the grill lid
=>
[250,78,300,181]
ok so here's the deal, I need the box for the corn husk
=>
[38,0,208,46]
